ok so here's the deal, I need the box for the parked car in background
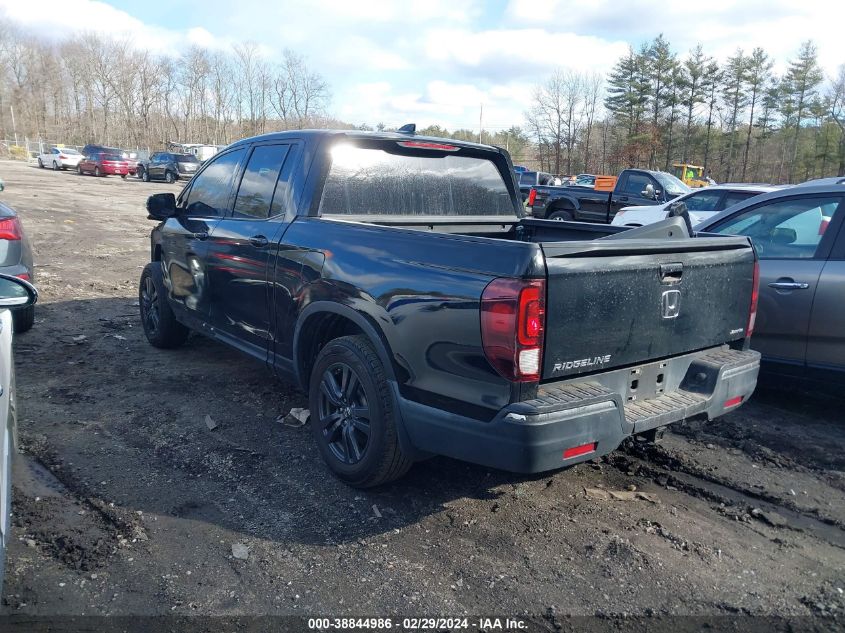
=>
[529,168,691,222]
[0,201,35,333]
[81,145,136,176]
[77,151,130,178]
[517,169,554,201]
[37,147,83,171]
[137,153,200,183]
[0,273,38,596]
[696,183,844,379]
[612,184,783,228]
[139,129,760,487]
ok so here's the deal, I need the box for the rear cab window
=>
[318,140,517,218]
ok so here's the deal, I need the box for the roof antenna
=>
[398,123,416,135]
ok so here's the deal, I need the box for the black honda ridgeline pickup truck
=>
[140,130,761,487]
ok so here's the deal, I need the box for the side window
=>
[270,144,300,218]
[622,173,652,196]
[710,196,842,259]
[682,190,722,211]
[233,145,290,219]
[185,148,246,217]
[722,190,760,208]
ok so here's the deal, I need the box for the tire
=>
[12,306,34,333]
[548,209,574,221]
[309,335,412,487]
[52,161,60,171]
[94,167,102,177]
[121,174,127,179]
[141,169,150,182]
[77,165,83,176]
[139,262,189,349]
[37,158,43,168]
[165,171,175,184]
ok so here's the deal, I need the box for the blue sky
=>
[2,0,843,130]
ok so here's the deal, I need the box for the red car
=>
[76,151,131,178]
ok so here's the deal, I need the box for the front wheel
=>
[94,167,102,177]
[139,262,189,349]
[309,335,412,487]
[37,158,43,168]
[52,161,60,171]
[77,165,83,176]
[141,169,150,182]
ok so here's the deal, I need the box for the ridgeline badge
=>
[554,355,612,372]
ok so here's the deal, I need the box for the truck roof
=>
[226,129,500,153]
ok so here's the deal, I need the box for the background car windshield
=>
[320,144,515,216]
[176,155,199,163]
[654,172,691,197]
[518,171,537,186]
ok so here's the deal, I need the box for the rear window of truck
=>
[319,143,515,217]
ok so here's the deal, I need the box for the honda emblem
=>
[661,290,681,319]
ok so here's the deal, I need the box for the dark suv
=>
[139,153,200,183]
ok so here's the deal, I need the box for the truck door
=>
[158,147,246,328]
[205,142,299,361]
[609,172,660,221]
[708,194,843,367]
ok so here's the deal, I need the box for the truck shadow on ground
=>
[12,296,567,549]
[11,296,845,550]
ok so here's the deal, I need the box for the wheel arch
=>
[293,302,399,392]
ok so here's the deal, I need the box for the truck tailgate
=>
[540,237,755,379]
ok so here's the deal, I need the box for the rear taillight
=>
[0,217,23,241]
[746,259,760,338]
[481,278,545,382]
[527,188,537,207]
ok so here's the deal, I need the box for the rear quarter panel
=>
[281,217,542,418]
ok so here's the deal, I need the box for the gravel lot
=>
[0,158,843,625]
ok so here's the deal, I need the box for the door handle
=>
[249,235,269,248]
[192,231,209,240]
[768,281,809,290]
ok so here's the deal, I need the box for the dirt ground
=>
[0,158,843,626]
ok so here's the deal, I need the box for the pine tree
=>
[721,49,747,182]
[741,48,773,180]
[679,44,708,163]
[784,40,824,182]
[700,59,722,174]
[646,35,676,168]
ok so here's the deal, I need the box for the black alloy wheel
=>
[317,362,371,465]
[140,273,160,338]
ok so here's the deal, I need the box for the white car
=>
[0,274,38,595]
[611,184,782,228]
[37,147,83,171]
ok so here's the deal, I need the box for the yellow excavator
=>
[672,163,710,188]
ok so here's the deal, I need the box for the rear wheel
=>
[309,335,412,487]
[139,262,189,349]
[548,209,574,221]
[37,158,43,168]
[121,174,127,179]
[52,161,60,171]
[12,306,34,333]
[141,168,150,182]
[94,166,102,177]
[77,165,83,176]
[165,171,175,184]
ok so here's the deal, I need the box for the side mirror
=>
[147,193,177,221]
[642,183,655,199]
[0,274,37,308]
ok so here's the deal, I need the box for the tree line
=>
[0,19,333,152]
[524,36,845,183]
[1,17,843,183]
